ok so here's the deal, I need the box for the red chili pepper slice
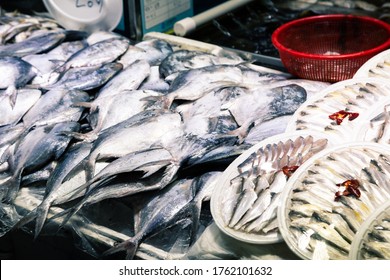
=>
[334,179,361,201]
[282,165,299,178]
[329,110,359,125]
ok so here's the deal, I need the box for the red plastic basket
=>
[271,14,390,82]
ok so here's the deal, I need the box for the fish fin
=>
[48,59,66,65]
[228,120,255,144]
[183,200,201,244]
[47,207,73,232]
[102,238,138,260]
[140,95,171,109]
[60,131,96,142]
[5,85,17,108]
[1,173,22,203]
[23,83,41,90]
[73,101,93,108]
[11,208,38,232]
[57,202,84,230]
[0,145,13,165]
[84,153,100,182]
[136,159,172,178]
[33,200,53,239]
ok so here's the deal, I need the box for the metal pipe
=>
[174,0,254,36]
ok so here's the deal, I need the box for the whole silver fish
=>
[42,62,123,91]
[55,37,129,72]
[0,31,66,57]
[24,40,88,85]
[163,64,244,108]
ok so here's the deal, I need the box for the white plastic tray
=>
[354,49,390,79]
[278,142,390,259]
[210,130,336,244]
[286,77,390,143]
[349,199,390,260]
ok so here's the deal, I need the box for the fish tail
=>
[228,120,255,144]
[23,83,41,90]
[60,131,96,142]
[1,175,22,203]
[73,101,93,108]
[189,201,201,243]
[47,208,73,233]
[11,208,38,232]
[57,201,84,230]
[102,238,139,260]
[85,156,97,182]
[140,95,171,109]
[34,200,53,239]
[0,145,12,165]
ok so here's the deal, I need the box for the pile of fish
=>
[281,144,390,260]
[0,12,331,259]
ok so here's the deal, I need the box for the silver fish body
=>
[22,88,90,128]
[165,64,244,108]
[0,89,41,127]
[56,37,129,72]
[0,56,38,105]
[138,65,170,93]
[103,176,195,259]
[86,89,164,135]
[0,31,66,57]
[13,141,93,238]
[84,110,184,180]
[43,62,123,91]
[159,49,244,78]
[95,59,151,99]
[224,84,307,128]
[25,40,87,85]
[134,39,173,66]
[1,121,80,202]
